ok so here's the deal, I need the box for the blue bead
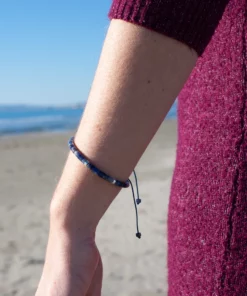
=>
[136,198,142,205]
[136,232,141,239]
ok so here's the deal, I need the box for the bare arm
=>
[51,20,197,229]
[36,20,197,296]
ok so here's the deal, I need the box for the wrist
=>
[49,195,97,240]
[49,152,122,239]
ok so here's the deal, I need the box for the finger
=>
[86,255,103,296]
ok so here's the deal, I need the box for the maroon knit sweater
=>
[109,1,247,295]
[109,0,230,56]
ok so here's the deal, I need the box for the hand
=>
[35,228,103,296]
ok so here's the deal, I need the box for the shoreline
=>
[0,118,177,139]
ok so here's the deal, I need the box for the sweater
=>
[109,0,247,295]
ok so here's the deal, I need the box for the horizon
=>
[0,102,86,108]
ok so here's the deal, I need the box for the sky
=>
[0,0,112,106]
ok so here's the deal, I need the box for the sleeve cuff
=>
[108,0,229,56]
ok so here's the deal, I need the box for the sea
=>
[0,101,177,136]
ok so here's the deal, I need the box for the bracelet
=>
[68,137,130,188]
[68,136,142,239]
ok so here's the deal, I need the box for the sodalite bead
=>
[74,151,80,158]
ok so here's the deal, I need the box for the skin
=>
[35,19,198,296]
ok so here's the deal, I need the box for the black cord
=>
[133,170,141,205]
[129,178,141,239]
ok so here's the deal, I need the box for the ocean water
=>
[0,101,177,136]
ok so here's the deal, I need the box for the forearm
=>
[51,20,197,234]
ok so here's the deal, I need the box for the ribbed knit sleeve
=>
[108,0,230,56]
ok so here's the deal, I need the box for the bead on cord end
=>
[136,232,142,239]
[136,198,142,205]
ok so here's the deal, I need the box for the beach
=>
[0,119,177,296]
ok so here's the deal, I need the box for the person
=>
[35,0,246,295]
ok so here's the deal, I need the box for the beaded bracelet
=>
[68,136,142,239]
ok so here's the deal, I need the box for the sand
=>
[0,120,177,296]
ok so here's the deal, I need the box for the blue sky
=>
[0,0,112,106]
